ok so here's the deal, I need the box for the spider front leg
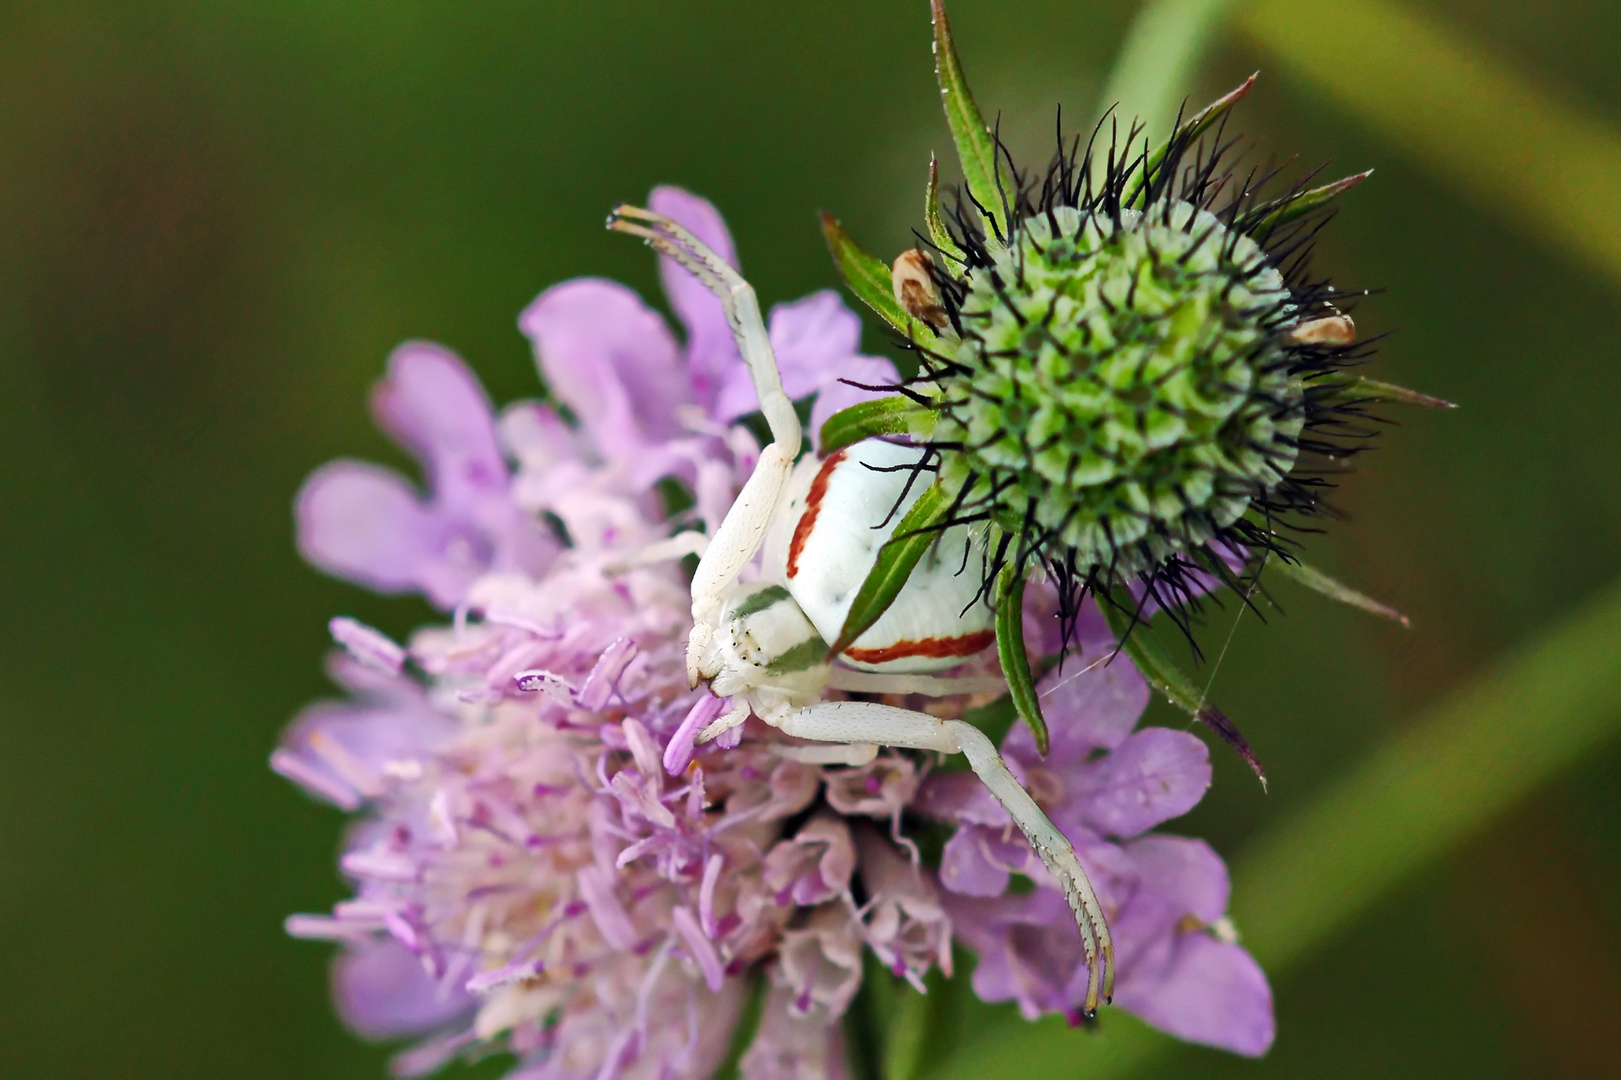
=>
[608,206,802,685]
[771,700,1116,1014]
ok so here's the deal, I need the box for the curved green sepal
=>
[818,396,935,456]
[1324,376,1456,410]
[925,155,965,262]
[828,481,950,659]
[819,212,935,342]
[1271,558,1410,627]
[1250,170,1373,233]
[1130,74,1256,210]
[931,0,1002,226]
[996,569,1048,756]
[1098,594,1267,786]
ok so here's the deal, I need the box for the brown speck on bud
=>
[891,249,947,328]
[1289,313,1356,346]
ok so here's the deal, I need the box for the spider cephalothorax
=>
[818,0,1446,760]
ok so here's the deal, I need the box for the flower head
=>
[280,189,914,1079]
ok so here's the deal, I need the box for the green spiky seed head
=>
[814,3,1444,767]
[932,201,1305,575]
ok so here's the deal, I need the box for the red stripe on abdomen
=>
[842,629,995,665]
[786,447,847,580]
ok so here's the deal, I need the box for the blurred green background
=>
[3,1,1620,1077]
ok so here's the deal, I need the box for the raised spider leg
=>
[770,700,1116,1014]
[608,206,803,685]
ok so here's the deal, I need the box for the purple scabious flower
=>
[281,188,912,1079]
[920,587,1275,1056]
[277,186,1272,1078]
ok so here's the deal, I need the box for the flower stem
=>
[1096,0,1234,142]
[882,983,931,1080]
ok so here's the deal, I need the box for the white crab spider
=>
[608,205,1114,1011]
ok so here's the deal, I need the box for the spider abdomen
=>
[764,439,994,674]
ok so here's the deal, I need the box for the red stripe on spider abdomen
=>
[842,629,995,666]
[785,447,847,579]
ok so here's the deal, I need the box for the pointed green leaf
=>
[1271,558,1410,626]
[996,568,1048,756]
[1098,595,1266,784]
[1323,375,1456,409]
[1129,74,1256,209]
[817,396,936,456]
[931,0,1002,226]
[819,212,935,343]
[829,481,950,658]
[924,155,965,262]
[1251,170,1374,232]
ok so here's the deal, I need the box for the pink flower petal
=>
[939,826,1021,897]
[664,693,728,775]
[768,291,862,400]
[1114,933,1274,1057]
[295,461,438,596]
[1007,643,1151,764]
[333,938,473,1040]
[1070,728,1212,838]
[519,278,689,450]
[370,342,506,511]
[1125,834,1231,927]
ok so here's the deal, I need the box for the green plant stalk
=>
[924,155,964,262]
[936,575,1621,1079]
[818,396,926,455]
[882,983,930,1080]
[1097,0,1235,142]
[1238,0,1621,288]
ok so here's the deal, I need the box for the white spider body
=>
[608,205,1115,1010]
[704,582,830,708]
[762,438,995,673]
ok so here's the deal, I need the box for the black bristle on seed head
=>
[894,106,1381,653]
